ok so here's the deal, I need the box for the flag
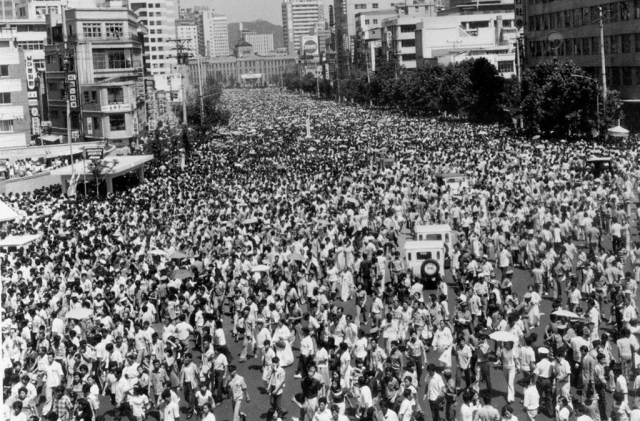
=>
[67,171,80,197]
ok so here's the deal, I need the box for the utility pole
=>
[55,7,75,173]
[447,39,462,64]
[197,55,204,125]
[598,6,608,129]
[168,37,191,125]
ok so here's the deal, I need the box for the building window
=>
[373,3,379,8]
[83,23,102,38]
[17,41,44,50]
[635,33,640,52]
[401,39,415,47]
[0,120,13,132]
[401,53,415,61]
[622,34,631,53]
[635,0,640,19]
[365,19,370,24]
[109,114,126,131]
[373,19,378,24]
[0,92,10,104]
[107,87,124,104]
[354,4,367,9]
[623,67,632,85]
[498,61,514,73]
[400,25,416,33]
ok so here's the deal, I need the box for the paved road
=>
[93,221,637,421]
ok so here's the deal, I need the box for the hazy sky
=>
[181,0,329,25]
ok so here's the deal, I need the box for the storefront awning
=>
[42,135,62,143]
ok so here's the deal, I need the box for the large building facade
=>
[188,43,298,87]
[242,32,275,55]
[282,0,325,55]
[43,8,146,144]
[198,11,229,57]
[176,19,199,58]
[0,28,31,148]
[523,0,640,102]
[129,0,177,75]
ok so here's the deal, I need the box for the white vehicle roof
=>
[414,224,452,233]
[403,240,445,251]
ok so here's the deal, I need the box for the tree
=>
[520,58,622,137]
[438,61,472,117]
[466,58,505,123]
[186,75,231,129]
[87,158,118,197]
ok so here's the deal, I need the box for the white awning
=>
[0,233,42,248]
[240,73,262,80]
[0,200,19,223]
[42,134,62,143]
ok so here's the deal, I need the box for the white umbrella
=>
[251,264,270,272]
[147,249,167,256]
[65,308,94,320]
[552,309,581,319]
[608,125,629,138]
[489,331,518,343]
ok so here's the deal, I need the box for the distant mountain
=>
[228,20,284,51]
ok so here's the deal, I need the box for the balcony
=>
[93,59,143,70]
[69,33,141,44]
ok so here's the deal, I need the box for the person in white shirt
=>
[423,364,445,421]
[397,388,414,421]
[43,352,64,408]
[128,386,150,421]
[162,389,181,421]
[522,378,539,421]
[457,390,476,421]
[201,403,216,421]
[330,404,350,421]
[313,397,333,421]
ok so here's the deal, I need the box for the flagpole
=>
[83,150,87,197]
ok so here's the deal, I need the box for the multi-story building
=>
[197,11,229,57]
[309,21,332,55]
[187,42,298,87]
[43,7,147,145]
[129,0,177,75]
[242,32,275,55]
[335,0,441,70]
[176,19,199,58]
[282,0,324,55]
[354,9,397,68]
[415,15,517,77]
[0,27,31,148]
[523,0,640,128]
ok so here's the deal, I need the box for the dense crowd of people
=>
[1,88,640,421]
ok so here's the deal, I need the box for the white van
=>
[414,224,455,268]
[436,173,468,196]
[402,240,446,288]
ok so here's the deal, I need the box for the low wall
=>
[0,172,61,195]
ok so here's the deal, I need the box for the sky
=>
[181,0,329,26]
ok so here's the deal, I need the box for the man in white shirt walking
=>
[522,377,540,421]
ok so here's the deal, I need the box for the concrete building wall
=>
[243,34,275,55]
[130,0,178,75]
[523,0,640,101]
[200,12,229,57]
[282,0,324,55]
[0,172,60,194]
[0,38,30,149]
